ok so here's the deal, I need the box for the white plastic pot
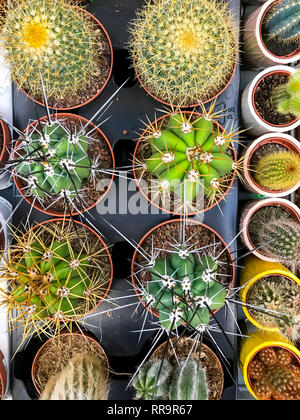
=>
[239,197,300,263]
[243,0,300,68]
[241,65,300,137]
[242,133,300,197]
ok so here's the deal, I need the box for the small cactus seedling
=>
[0,0,111,108]
[0,219,111,340]
[129,0,237,106]
[272,69,300,118]
[133,359,173,400]
[40,353,109,400]
[253,150,300,192]
[265,0,300,46]
[250,347,300,400]
[257,217,300,268]
[169,358,208,400]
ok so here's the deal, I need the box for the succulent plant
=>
[133,359,173,400]
[0,220,110,339]
[144,249,227,331]
[169,357,208,400]
[265,0,300,46]
[144,111,237,209]
[0,0,110,107]
[250,347,300,400]
[253,150,300,192]
[40,353,109,400]
[256,217,300,268]
[129,0,236,106]
[272,69,300,118]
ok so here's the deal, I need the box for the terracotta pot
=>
[131,218,235,318]
[132,111,237,216]
[13,113,115,217]
[243,0,300,68]
[31,331,109,395]
[242,133,300,197]
[0,118,10,165]
[19,8,113,111]
[151,336,224,400]
[241,66,299,137]
[239,197,300,262]
[240,330,300,400]
[0,351,7,400]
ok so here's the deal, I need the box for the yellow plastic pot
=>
[240,330,300,400]
[240,255,300,331]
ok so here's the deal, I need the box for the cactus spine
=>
[272,69,300,118]
[40,354,109,400]
[265,0,300,45]
[129,0,236,106]
[169,358,208,400]
[133,359,173,400]
[254,151,300,191]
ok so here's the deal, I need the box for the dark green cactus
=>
[266,0,300,44]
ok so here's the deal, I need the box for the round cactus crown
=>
[272,69,300,118]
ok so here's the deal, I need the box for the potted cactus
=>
[0,0,113,109]
[129,0,237,107]
[244,0,300,68]
[242,133,300,197]
[133,109,239,215]
[31,331,109,397]
[240,197,300,265]
[11,113,115,217]
[0,351,7,400]
[241,66,300,136]
[132,337,224,400]
[240,330,300,400]
[240,256,300,341]
[0,218,113,341]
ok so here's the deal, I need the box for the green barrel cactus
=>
[265,0,300,45]
[272,69,300,118]
[133,359,173,400]
[169,358,208,400]
[146,113,235,203]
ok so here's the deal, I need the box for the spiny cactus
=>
[0,0,110,108]
[144,111,237,209]
[40,353,109,400]
[254,151,300,191]
[250,347,300,400]
[272,69,300,119]
[133,359,173,400]
[129,0,236,106]
[169,358,208,400]
[0,220,110,339]
[144,249,227,331]
[257,217,300,268]
[265,0,300,45]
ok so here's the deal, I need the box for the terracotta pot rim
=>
[18,7,113,111]
[31,331,110,395]
[131,218,235,319]
[0,119,11,164]
[132,111,237,216]
[0,351,6,400]
[13,113,115,217]
[251,69,298,128]
[258,0,300,61]
[243,198,300,262]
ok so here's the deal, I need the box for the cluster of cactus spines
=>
[132,359,173,400]
[246,275,300,341]
[254,151,300,191]
[12,117,102,213]
[133,357,209,400]
[0,220,109,339]
[272,69,300,118]
[250,347,300,400]
[0,0,108,107]
[265,0,300,45]
[129,0,236,106]
[257,217,300,268]
[40,353,109,400]
[143,110,238,210]
[144,249,227,331]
